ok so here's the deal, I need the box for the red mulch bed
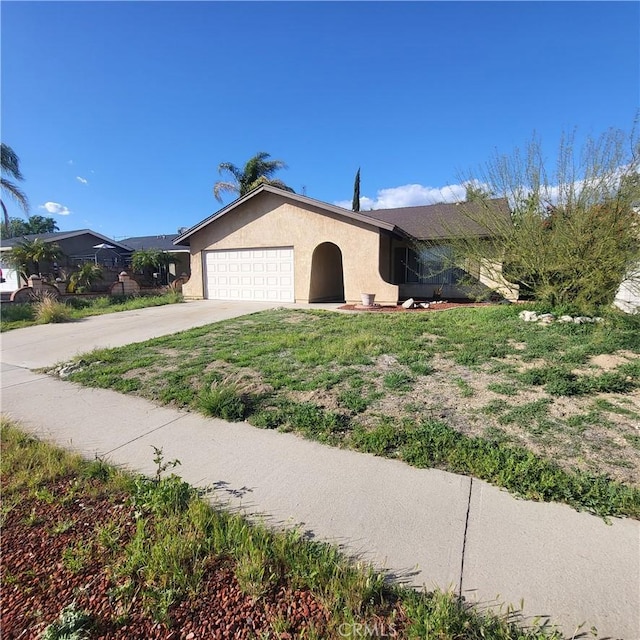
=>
[2,474,405,639]
[339,301,495,312]
[1,477,331,638]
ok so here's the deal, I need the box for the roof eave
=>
[174,184,397,245]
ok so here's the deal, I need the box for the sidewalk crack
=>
[102,415,187,456]
[458,477,473,599]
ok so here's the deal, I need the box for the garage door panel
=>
[205,248,294,302]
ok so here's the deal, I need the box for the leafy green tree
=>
[1,215,59,239]
[449,124,640,312]
[464,181,494,202]
[213,151,294,202]
[352,168,361,212]
[4,238,64,281]
[68,263,103,293]
[24,215,59,234]
[1,143,29,228]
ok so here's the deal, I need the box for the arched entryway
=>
[309,242,345,303]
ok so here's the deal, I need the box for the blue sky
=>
[2,1,638,239]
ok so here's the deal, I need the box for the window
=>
[395,245,457,285]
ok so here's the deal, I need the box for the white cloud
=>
[39,201,71,216]
[334,169,631,213]
[76,176,88,184]
[335,182,476,211]
[67,160,73,165]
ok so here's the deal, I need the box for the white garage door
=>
[204,247,294,302]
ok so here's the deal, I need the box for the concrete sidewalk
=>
[1,301,638,638]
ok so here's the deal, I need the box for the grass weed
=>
[197,383,250,421]
[33,296,73,324]
[520,366,637,396]
[453,376,475,397]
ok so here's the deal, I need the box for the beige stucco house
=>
[175,185,517,305]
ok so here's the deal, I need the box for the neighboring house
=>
[0,230,133,287]
[175,184,517,305]
[0,230,192,290]
[119,234,191,283]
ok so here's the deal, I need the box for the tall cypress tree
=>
[352,168,360,212]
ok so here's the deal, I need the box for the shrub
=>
[40,603,92,640]
[68,264,103,294]
[33,296,72,324]
[198,383,248,421]
[0,303,34,322]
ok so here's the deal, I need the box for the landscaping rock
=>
[54,360,89,378]
[519,311,605,326]
[402,298,415,309]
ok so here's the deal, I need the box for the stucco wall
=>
[182,192,399,304]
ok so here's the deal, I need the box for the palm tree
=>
[213,152,294,203]
[1,144,29,228]
[5,238,63,281]
[68,263,103,293]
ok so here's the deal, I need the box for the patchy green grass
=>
[2,421,568,639]
[54,306,640,515]
[0,291,183,331]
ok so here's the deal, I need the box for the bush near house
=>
[450,125,640,313]
[67,263,103,293]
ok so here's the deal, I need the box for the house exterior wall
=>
[182,192,399,304]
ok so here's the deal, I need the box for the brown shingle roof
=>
[359,198,512,240]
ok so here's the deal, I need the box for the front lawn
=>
[55,305,640,518]
[0,291,183,331]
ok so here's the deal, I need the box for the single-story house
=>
[0,229,192,291]
[0,230,133,287]
[175,184,518,305]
